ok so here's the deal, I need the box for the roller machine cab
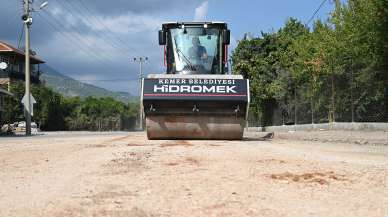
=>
[142,22,250,140]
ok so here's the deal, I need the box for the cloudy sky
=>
[0,0,334,95]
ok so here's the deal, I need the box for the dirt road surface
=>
[0,131,387,217]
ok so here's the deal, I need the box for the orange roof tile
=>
[0,41,45,64]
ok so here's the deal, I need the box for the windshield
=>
[169,27,221,74]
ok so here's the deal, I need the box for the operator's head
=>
[192,37,200,46]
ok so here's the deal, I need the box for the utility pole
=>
[294,85,297,125]
[23,0,32,136]
[228,58,232,74]
[330,64,336,123]
[21,0,48,136]
[133,57,148,130]
[350,58,355,123]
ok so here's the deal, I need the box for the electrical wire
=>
[37,12,139,87]
[65,0,135,54]
[77,78,138,82]
[2,0,22,27]
[40,10,118,64]
[37,12,105,63]
[17,23,24,48]
[306,0,329,26]
[42,1,117,61]
[76,0,138,54]
[38,0,145,66]
[18,0,138,94]
[57,0,131,55]
[37,12,117,72]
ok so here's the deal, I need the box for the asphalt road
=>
[0,131,387,217]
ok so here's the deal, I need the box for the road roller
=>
[142,22,250,140]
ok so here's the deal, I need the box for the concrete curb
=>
[248,122,388,132]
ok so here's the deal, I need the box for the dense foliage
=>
[233,0,388,126]
[2,81,138,131]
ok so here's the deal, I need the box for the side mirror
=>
[158,30,166,45]
[222,30,230,45]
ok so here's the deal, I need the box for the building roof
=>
[0,41,45,64]
[0,87,13,97]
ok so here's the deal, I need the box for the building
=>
[0,87,13,126]
[0,41,45,90]
[0,41,44,127]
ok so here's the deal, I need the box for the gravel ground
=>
[0,131,387,217]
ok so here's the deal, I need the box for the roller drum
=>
[146,115,244,140]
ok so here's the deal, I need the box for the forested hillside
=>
[2,81,138,131]
[40,64,135,103]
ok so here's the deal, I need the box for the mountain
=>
[40,64,136,103]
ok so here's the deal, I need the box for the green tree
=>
[233,0,388,125]
[2,82,138,131]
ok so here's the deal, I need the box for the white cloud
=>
[47,6,78,28]
[39,8,163,65]
[39,31,119,64]
[194,1,208,21]
[24,1,204,94]
[86,13,163,35]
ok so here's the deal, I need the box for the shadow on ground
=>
[243,132,274,141]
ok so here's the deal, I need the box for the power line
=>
[40,10,119,65]
[45,0,117,61]
[40,0,143,68]
[37,12,138,94]
[78,78,138,82]
[37,12,120,73]
[38,12,108,63]
[36,13,105,63]
[58,0,132,55]
[32,2,146,90]
[33,0,137,95]
[17,23,24,48]
[2,0,22,27]
[306,0,329,26]
[67,0,135,54]
[76,0,138,54]
[37,12,140,82]
[9,23,25,67]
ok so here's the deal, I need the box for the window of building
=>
[0,96,4,111]
[11,62,19,72]
[0,55,9,65]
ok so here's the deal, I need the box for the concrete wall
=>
[248,122,388,132]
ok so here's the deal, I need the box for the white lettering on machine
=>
[158,79,234,85]
[153,85,237,93]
